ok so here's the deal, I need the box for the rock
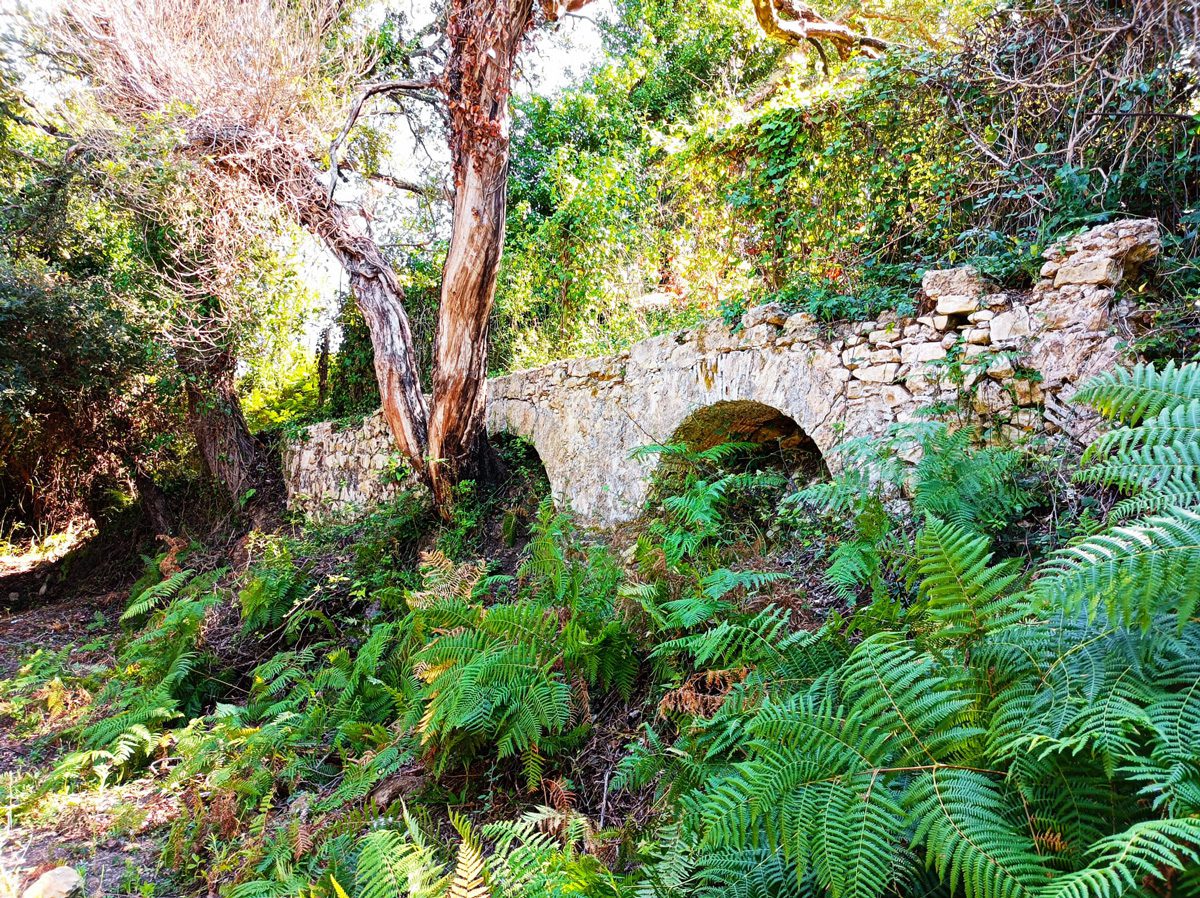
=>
[901,342,948,365]
[1013,379,1045,406]
[741,302,788,329]
[986,355,1015,378]
[868,328,897,345]
[22,867,84,898]
[967,310,994,323]
[989,306,1033,343]
[965,327,991,346]
[1053,255,1122,288]
[853,363,900,384]
[973,381,1013,416]
[881,384,913,407]
[932,315,950,331]
[743,324,777,346]
[922,266,986,300]
[935,293,982,316]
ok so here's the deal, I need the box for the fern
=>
[913,517,1026,645]
[354,824,446,898]
[1073,360,1200,424]
[1039,818,1200,898]
[446,813,489,898]
[1033,506,1200,628]
[121,568,195,622]
[906,768,1043,898]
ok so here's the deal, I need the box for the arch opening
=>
[481,432,553,558]
[669,400,828,482]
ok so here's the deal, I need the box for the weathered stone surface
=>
[742,302,788,329]
[853,363,900,383]
[1054,255,1121,287]
[285,219,1161,526]
[990,306,1033,343]
[22,867,83,898]
[935,293,981,316]
[923,266,986,300]
[901,342,947,365]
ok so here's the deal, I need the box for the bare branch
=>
[327,78,441,205]
[752,0,888,57]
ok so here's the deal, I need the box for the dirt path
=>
[0,575,172,897]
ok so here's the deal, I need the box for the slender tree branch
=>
[327,78,441,205]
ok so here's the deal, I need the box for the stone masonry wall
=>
[284,219,1162,526]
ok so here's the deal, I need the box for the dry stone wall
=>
[285,218,1162,526]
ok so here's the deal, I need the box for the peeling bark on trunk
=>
[237,144,431,473]
[426,0,535,508]
[427,133,509,502]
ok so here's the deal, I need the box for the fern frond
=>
[1032,506,1200,629]
[907,768,1042,898]
[914,518,1026,644]
[1074,361,1200,424]
[1040,818,1200,898]
[122,569,195,621]
[447,812,490,898]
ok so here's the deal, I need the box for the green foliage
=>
[1077,361,1200,519]
[785,422,1030,612]
[58,568,227,783]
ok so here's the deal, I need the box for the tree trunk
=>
[134,468,173,536]
[237,144,431,473]
[175,344,263,505]
[426,130,509,503]
[425,0,536,508]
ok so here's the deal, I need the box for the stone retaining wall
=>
[285,218,1161,526]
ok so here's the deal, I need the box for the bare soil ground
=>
[1,562,172,897]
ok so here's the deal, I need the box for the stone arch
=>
[663,399,829,481]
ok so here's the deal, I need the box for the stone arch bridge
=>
[285,220,1160,526]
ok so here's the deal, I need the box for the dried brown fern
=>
[408,550,487,609]
[658,668,749,718]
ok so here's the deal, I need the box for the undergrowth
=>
[3,362,1199,898]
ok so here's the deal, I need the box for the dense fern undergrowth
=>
[3,364,1200,898]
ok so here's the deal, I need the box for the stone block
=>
[986,355,1015,378]
[922,266,986,300]
[936,294,981,316]
[1013,379,1044,406]
[1053,255,1122,288]
[973,381,1013,415]
[990,306,1034,343]
[901,342,947,365]
[881,384,913,407]
[741,301,788,329]
[853,363,900,383]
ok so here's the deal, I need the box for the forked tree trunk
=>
[175,344,263,504]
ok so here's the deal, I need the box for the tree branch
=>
[327,79,441,205]
[752,0,887,57]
